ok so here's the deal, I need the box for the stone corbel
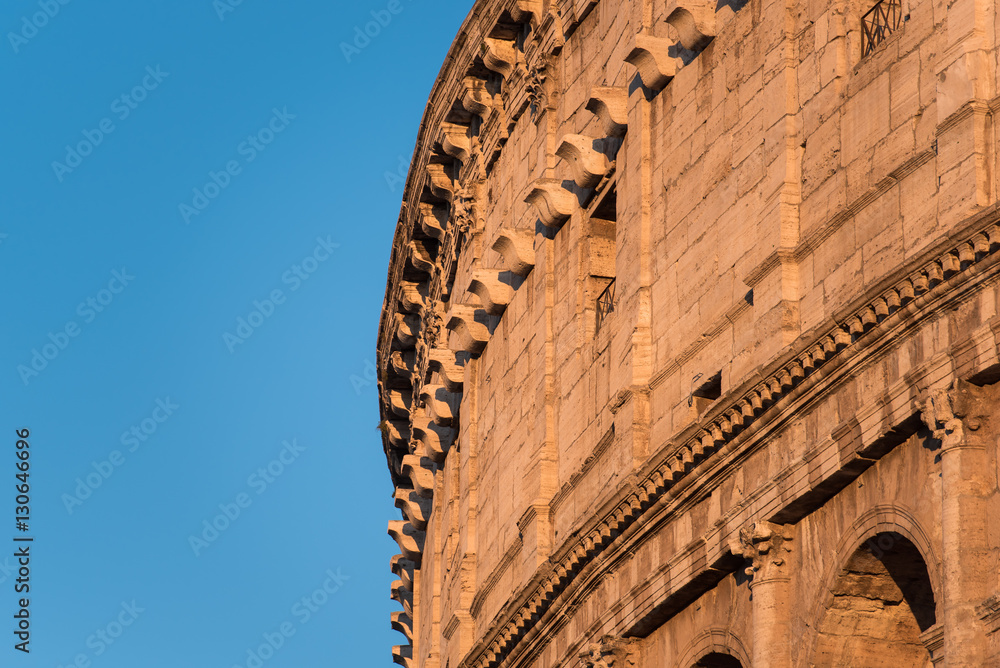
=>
[439,122,472,163]
[556,134,612,188]
[511,0,542,23]
[469,270,515,315]
[388,390,412,418]
[446,304,491,354]
[398,280,427,313]
[731,521,794,582]
[389,350,415,380]
[419,383,458,426]
[665,2,716,52]
[525,178,577,228]
[401,454,436,497]
[391,554,416,592]
[426,162,456,202]
[419,202,448,240]
[392,644,413,668]
[412,415,457,463]
[462,76,495,117]
[427,348,465,391]
[483,37,518,79]
[385,419,410,450]
[408,240,436,275]
[391,611,413,641]
[492,228,535,276]
[390,578,413,617]
[395,313,420,347]
[387,520,425,565]
[394,487,432,530]
[586,87,628,137]
[625,34,682,90]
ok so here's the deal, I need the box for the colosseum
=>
[377,0,1000,665]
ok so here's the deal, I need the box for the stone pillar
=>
[736,521,794,668]
[578,636,638,668]
[922,380,996,667]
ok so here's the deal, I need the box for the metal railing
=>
[862,0,902,57]
[596,278,616,332]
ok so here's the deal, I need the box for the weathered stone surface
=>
[374,0,1000,667]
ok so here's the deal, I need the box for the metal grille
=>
[596,279,616,332]
[862,0,902,57]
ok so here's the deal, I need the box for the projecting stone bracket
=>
[556,134,612,189]
[665,2,716,52]
[384,420,410,450]
[389,390,412,418]
[412,415,457,463]
[390,578,412,616]
[387,520,425,565]
[395,313,420,347]
[426,162,456,201]
[401,454,436,498]
[586,87,629,137]
[462,76,496,117]
[511,0,542,23]
[428,348,465,391]
[389,350,415,380]
[469,270,516,315]
[439,122,472,163]
[446,304,491,354]
[483,37,518,79]
[625,34,682,90]
[419,202,449,240]
[408,240,437,275]
[525,178,578,228]
[398,281,427,313]
[391,611,413,641]
[394,487,432,530]
[419,383,458,426]
[392,644,413,668]
[492,228,535,276]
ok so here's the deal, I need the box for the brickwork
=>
[377,0,1000,665]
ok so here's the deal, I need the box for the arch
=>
[674,628,750,668]
[810,528,937,667]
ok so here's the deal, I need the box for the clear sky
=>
[1,1,472,665]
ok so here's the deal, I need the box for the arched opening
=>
[692,652,743,667]
[813,532,936,667]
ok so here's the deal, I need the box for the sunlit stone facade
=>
[377,0,1000,665]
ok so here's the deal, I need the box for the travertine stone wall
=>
[377,0,1000,666]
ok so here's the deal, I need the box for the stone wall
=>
[377,0,1000,665]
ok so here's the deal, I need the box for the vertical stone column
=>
[922,380,995,667]
[736,521,794,668]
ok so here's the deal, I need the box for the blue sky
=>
[1,1,471,665]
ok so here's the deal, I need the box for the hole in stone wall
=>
[693,653,743,668]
